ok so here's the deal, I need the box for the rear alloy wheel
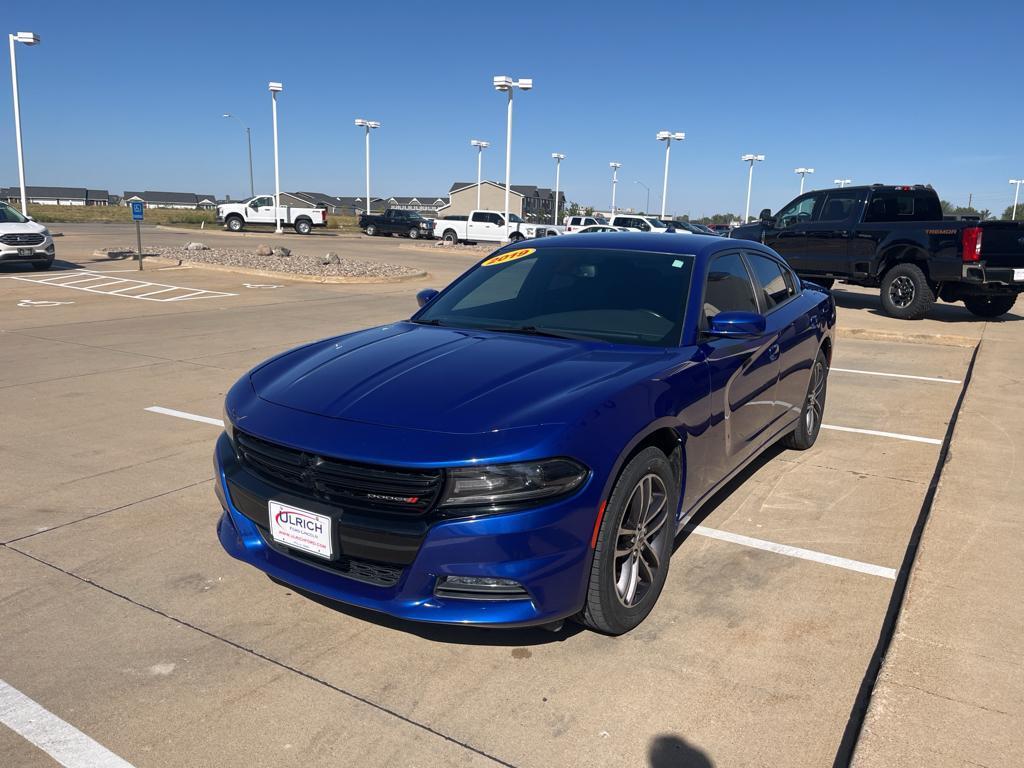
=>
[880,262,935,320]
[443,229,458,245]
[782,349,829,450]
[294,219,312,235]
[365,224,377,236]
[408,228,419,240]
[580,447,677,635]
[963,294,1017,318]
[509,232,525,243]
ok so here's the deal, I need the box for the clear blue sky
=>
[4,0,1022,217]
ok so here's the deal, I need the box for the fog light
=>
[435,575,529,600]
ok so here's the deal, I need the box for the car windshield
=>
[414,247,694,347]
[647,218,668,228]
[508,213,524,223]
[0,204,30,224]
[594,215,609,224]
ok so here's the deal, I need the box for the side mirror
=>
[707,311,767,338]
[25,215,34,222]
[758,208,774,225]
[416,288,439,308]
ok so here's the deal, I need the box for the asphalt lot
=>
[0,223,1018,767]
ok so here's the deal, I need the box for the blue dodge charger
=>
[216,233,836,634]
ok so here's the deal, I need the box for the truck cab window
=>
[775,193,822,228]
[818,190,861,221]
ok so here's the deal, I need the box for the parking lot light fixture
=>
[834,178,852,188]
[268,82,283,233]
[1010,179,1023,220]
[657,131,685,218]
[609,162,622,215]
[634,180,650,215]
[741,154,765,223]
[223,113,255,198]
[794,167,814,195]
[551,153,565,225]
[493,75,532,236]
[8,31,40,216]
[355,119,381,217]
[471,139,489,209]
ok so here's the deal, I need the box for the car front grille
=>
[1,233,45,246]
[261,531,405,587]
[235,430,444,515]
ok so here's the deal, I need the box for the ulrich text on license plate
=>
[18,248,33,257]
[269,501,332,559]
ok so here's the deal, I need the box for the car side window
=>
[745,252,793,311]
[775,193,823,228]
[818,190,861,222]
[471,212,489,223]
[704,252,758,321]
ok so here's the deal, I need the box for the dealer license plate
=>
[269,501,332,559]
[1014,268,1024,282]
[18,248,33,257]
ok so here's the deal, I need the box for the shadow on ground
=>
[831,286,1022,323]
[649,734,714,767]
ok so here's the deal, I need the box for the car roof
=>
[505,231,770,263]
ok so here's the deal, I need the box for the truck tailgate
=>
[980,222,1024,267]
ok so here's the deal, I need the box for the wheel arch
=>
[599,423,685,515]
[877,242,931,279]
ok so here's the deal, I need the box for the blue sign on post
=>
[130,201,144,221]
[131,201,145,270]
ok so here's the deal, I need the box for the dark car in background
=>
[359,208,435,239]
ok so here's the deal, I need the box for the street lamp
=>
[8,31,40,216]
[1010,179,1023,220]
[354,118,381,216]
[657,130,685,218]
[470,139,489,209]
[609,162,622,215]
[222,113,255,198]
[268,81,283,233]
[493,75,532,233]
[794,167,814,195]
[634,180,650,215]
[741,154,765,223]
[551,153,564,225]
[834,178,852,188]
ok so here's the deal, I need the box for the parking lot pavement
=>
[0,231,1018,766]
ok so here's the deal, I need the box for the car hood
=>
[250,322,669,435]
[0,220,47,235]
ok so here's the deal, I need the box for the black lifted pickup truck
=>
[731,185,1024,319]
[358,208,435,239]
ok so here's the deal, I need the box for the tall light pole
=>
[8,31,40,216]
[1009,179,1023,220]
[493,75,532,232]
[222,113,254,198]
[634,180,650,214]
[354,118,381,216]
[834,178,852,188]
[268,82,283,233]
[741,154,765,222]
[470,139,489,209]
[657,130,685,218]
[610,162,622,214]
[794,167,814,195]
[551,153,564,225]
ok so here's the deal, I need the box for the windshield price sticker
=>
[482,248,536,267]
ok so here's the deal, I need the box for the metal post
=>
[245,127,254,198]
[611,168,618,214]
[271,92,282,233]
[660,141,671,219]
[9,34,28,216]
[553,157,560,226]
[744,160,755,223]
[1013,181,1021,220]
[799,173,806,195]
[503,88,513,233]
[364,125,371,217]
[476,146,483,210]
[136,219,143,271]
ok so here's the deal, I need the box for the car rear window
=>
[865,191,942,221]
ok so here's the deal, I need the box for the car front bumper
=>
[213,432,599,628]
[0,239,55,265]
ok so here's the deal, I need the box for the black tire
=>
[579,447,678,635]
[963,294,1017,318]
[31,259,53,271]
[408,228,419,240]
[442,229,459,245]
[294,219,312,235]
[879,262,934,320]
[782,349,829,450]
[365,224,377,236]
[509,232,525,243]
[226,215,244,232]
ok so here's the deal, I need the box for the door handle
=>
[768,344,781,361]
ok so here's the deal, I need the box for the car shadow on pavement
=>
[648,734,715,767]
[831,287,1023,323]
[269,576,586,647]
[0,258,81,273]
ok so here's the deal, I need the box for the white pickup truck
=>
[433,210,562,245]
[216,195,327,235]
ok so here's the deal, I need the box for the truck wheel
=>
[442,229,458,245]
[408,228,419,240]
[963,294,1017,318]
[509,232,525,243]
[365,224,377,236]
[294,219,312,235]
[226,216,244,232]
[880,263,934,320]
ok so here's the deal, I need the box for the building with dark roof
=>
[442,181,565,222]
[122,191,216,209]
[1,186,110,206]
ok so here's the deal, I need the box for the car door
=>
[763,192,825,273]
[802,189,863,276]
[248,196,275,223]
[468,211,501,241]
[699,251,782,477]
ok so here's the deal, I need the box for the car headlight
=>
[41,228,51,237]
[440,459,588,507]
[222,402,235,444]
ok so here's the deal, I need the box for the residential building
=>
[1,186,110,206]
[441,181,565,222]
[122,191,217,209]
[384,196,448,215]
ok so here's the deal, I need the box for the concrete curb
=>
[836,327,978,348]
[153,224,357,239]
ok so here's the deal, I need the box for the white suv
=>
[0,203,56,270]
[608,214,674,233]
[564,214,609,233]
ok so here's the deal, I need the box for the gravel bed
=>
[101,245,423,279]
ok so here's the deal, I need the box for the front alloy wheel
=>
[614,474,669,607]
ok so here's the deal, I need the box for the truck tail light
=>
[962,227,982,262]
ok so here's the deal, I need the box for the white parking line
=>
[821,424,942,446]
[3,271,237,302]
[689,526,897,579]
[831,367,961,385]
[144,406,224,427]
[0,679,135,768]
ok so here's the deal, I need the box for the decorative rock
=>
[271,246,291,258]
[323,252,341,265]
[185,242,208,250]
[255,244,273,256]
